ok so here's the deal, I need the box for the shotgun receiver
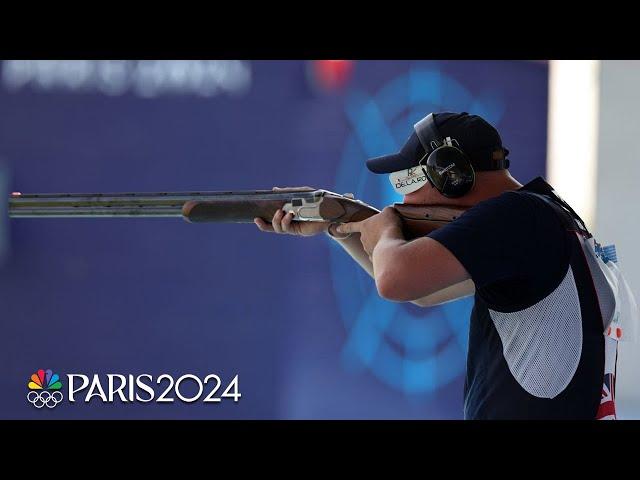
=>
[8,188,468,239]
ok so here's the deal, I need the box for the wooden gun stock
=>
[393,203,469,239]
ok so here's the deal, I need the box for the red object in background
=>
[309,60,354,92]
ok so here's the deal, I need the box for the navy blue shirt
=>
[428,177,603,419]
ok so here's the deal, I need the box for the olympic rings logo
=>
[27,390,64,409]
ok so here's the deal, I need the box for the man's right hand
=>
[253,187,330,237]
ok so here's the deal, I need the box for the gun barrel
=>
[7,190,323,218]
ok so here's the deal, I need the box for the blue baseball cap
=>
[366,112,509,174]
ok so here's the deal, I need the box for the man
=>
[255,111,610,420]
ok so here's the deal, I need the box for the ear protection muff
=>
[413,113,476,198]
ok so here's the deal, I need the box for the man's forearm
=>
[329,233,374,277]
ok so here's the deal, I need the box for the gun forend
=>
[182,190,380,224]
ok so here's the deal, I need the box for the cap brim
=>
[366,131,426,174]
[366,153,416,174]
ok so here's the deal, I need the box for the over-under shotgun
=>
[7,188,468,239]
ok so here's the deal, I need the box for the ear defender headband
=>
[413,113,476,198]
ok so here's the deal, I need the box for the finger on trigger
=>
[336,222,359,234]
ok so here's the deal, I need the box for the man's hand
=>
[336,206,403,256]
[253,187,329,237]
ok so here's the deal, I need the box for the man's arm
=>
[255,204,473,307]
[336,207,472,303]
[372,234,471,302]
[329,233,474,306]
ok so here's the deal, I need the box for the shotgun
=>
[7,188,468,239]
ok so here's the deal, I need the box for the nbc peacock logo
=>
[27,369,63,409]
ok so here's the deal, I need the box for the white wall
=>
[595,60,640,419]
[548,60,600,227]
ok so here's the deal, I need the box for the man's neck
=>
[461,171,523,206]
[403,171,523,207]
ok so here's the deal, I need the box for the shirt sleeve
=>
[427,191,567,292]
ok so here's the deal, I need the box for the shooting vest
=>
[524,184,638,419]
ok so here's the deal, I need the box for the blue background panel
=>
[0,60,548,418]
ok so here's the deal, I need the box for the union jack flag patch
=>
[596,373,616,420]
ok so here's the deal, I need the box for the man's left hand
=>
[336,206,404,256]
